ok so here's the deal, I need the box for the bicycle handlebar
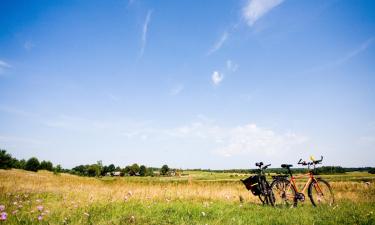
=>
[255,162,271,170]
[298,156,323,167]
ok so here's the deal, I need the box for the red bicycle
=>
[271,156,334,207]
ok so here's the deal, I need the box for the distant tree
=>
[25,157,40,172]
[139,165,147,176]
[108,164,116,173]
[160,164,169,176]
[39,160,53,171]
[17,159,26,169]
[0,150,13,169]
[146,167,154,177]
[369,168,375,174]
[122,166,131,175]
[54,164,62,173]
[129,163,140,176]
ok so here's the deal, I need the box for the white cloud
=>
[121,121,307,157]
[169,84,184,96]
[216,124,307,157]
[226,60,238,72]
[139,10,153,58]
[243,0,284,26]
[207,32,229,55]
[0,60,11,75]
[211,71,224,86]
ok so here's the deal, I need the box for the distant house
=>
[113,171,121,176]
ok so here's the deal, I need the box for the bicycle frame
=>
[289,171,322,194]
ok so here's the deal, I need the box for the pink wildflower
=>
[38,215,43,221]
[0,212,7,221]
[12,210,18,215]
[0,205,4,211]
[37,205,44,211]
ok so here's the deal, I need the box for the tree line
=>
[1,149,374,175]
[0,149,171,177]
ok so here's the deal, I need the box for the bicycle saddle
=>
[281,164,293,168]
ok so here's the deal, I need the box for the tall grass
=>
[0,169,374,224]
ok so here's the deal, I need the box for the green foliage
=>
[0,149,13,169]
[369,168,375,174]
[39,160,53,171]
[139,165,147,176]
[129,163,140,176]
[160,164,169,175]
[25,157,40,172]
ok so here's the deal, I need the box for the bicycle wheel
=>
[259,179,273,205]
[271,179,297,207]
[308,178,334,206]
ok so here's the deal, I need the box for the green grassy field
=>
[0,169,374,224]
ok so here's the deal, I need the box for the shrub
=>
[25,157,40,172]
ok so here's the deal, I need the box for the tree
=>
[54,164,62,173]
[40,160,53,171]
[0,150,13,169]
[146,167,154,177]
[139,165,147,176]
[160,164,169,176]
[129,163,140,176]
[108,164,116,173]
[17,159,26,169]
[25,157,40,172]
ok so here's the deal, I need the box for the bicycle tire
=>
[270,178,297,207]
[308,178,334,206]
[259,178,273,206]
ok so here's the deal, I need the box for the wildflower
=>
[201,212,206,217]
[0,212,7,221]
[45,210,50,214]
[128,191,133,196]
[36,199,42,203]
[37,205,44,211]
[13,201,18,205]
[12,210,18,215]
[84,212,90,217]
[129,215,135,223]
[0,205,4,211]
[124,196,128,201]
[38,215,43,221]
[18,204,23,208]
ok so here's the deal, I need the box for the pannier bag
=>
[241,175,261,196]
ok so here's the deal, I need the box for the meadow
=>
[0,169,374,224]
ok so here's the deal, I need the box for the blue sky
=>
[0,0,374,169]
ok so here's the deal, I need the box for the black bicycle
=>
[241,162,274,205]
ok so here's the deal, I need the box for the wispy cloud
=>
[207,31,229,55]
[216,123,307,157]
[242,0,284,26]
[169,84,184,96]
[139,10,153,58]
[23,41,35,51]
[226,60,238,72]
[211,71,224,86]
[0,60,11,75]
[118,121,308,157]
[0,105,36,117]
[107,93,121,102]
[334,37,374,66]
[308,37,374,72]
